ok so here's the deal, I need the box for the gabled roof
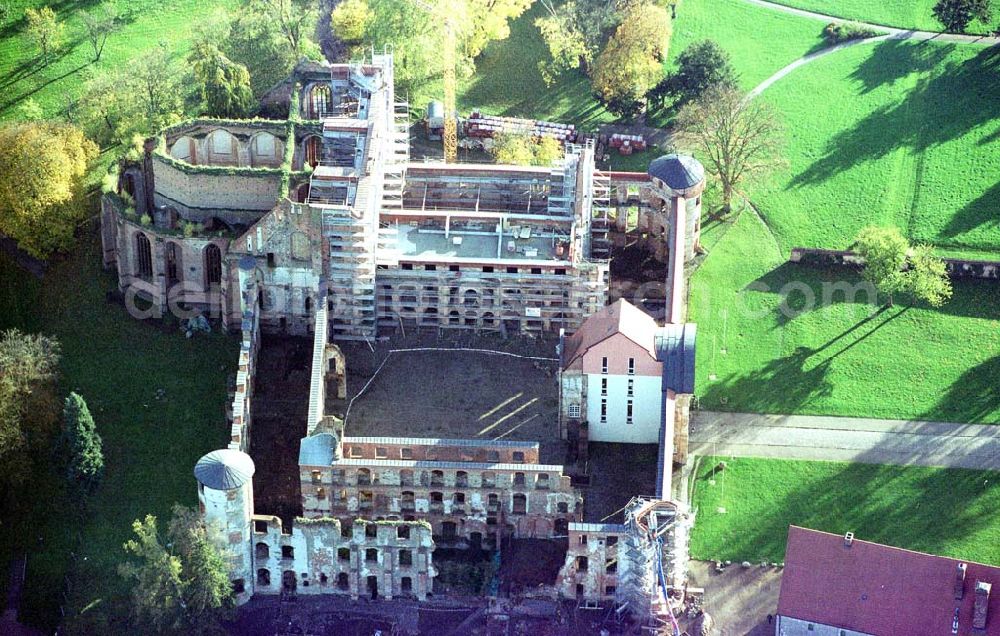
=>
[778,526,1000,636]
[194,449,255,490]
[562,299,658,370]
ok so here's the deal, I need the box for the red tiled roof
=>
[778,526,1000,636]
[561,299,658,370]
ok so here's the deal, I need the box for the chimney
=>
[844,532,854,548]
[955,563,967,600]
[973,581,991,630]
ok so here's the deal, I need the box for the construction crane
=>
[410,0,458,163]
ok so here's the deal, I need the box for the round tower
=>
[194,448,256,604]
[647,154,706,263]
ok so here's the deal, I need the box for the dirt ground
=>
[580,443,660,523]
[686,560,783,636]
[248,335,313,524]
[333,331,567,464]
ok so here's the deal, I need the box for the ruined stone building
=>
[194,448,436,604]
[300,434,581,544]
[100,54,611,340]
[100,51,704,630]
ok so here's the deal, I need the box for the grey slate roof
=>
[194,449,255,490]
[299,433,338,466]
[655,322,697,394]
[648,154,705,190]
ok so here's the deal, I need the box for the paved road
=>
[689,411,1000,470]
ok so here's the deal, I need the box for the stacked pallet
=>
[464,112,577,142]
[608,133,647,155]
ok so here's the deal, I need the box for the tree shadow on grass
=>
[922,354,1000,424]
[850,39,955,94]
[701,347,835,414]
[789,42,1000,189]
[695,457,1000,564]
[941,179,1000,241]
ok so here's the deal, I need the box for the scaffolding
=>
[618,496,694,634]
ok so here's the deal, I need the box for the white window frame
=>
[626,399,633,424]
[568,403,581,419]
[627,378,634,397]
[600,399,607,423]
[601,357,608,374]
[627,358,635,375]
[601,377,608,396]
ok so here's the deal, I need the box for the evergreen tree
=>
[62,392,104,494]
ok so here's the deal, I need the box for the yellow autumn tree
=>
[0,122,98,258]
[592,2,672,116]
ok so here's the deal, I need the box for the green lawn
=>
[0,227,237,631]
[691,457,1000,564]
[754,40,1000,258]
[670,0,828,92]
[764,0,1000,34]
[689,211,1000,422]
[0,0,236,121]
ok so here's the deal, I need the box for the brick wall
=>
[152,156,281,214]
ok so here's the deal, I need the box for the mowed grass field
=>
[690,457,1000,565]
[0,230,237,630]
[765,0,1000,34]
[755,40,1000,258]
[669,0,827,92]
[0,0,236,121]
[686,26,1000,422]
[689,211,1000,422]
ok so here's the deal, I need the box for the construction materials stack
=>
[464,112,577,142]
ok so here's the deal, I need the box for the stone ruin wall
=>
[300,437,581,547]
[250,515,435,600]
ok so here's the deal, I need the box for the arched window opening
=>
[135,233,152,280]
[205,244,222,287]
[309,84,333,118]
[165,242,181,287]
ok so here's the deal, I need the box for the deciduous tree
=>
[61,393,104,494]
[0,330,60,510]
[361,0,533,94]
[854,226,910,307]
[249,0,319,58]
[119,506,232,633]
[591,2,671,116]
[189,43,256,118]
[25,6,64,60]
[0,122,98,257]
[854,227,953,307]
[77,48,184,146]
[464,0,532,58]
[490,133,563,166]
[80,2,120,62]
[535,0,617,83]
[330,0,373,43]
[674,85,784,210]
[933,0,992,32]
[649,39,736,109]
